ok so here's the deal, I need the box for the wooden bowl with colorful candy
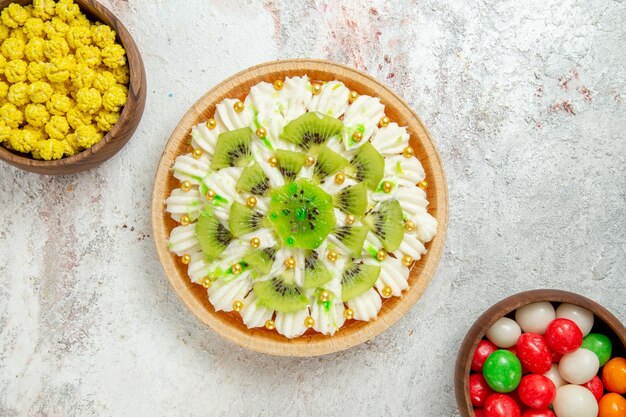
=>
[456,289,626,417]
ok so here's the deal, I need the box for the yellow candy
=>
[26,61,46,82]
[76,87,101,114]
[43,17,68,38]
[0,25,9,42]
[24,37,44,62]
[102,84,127,112]
[75,123,101,148]
[24,103,50,127]
[44,114,69,140]
[2,37,25,60]
[71,14,89,28]
[8,128,38,153]
[55,0,80,22]
[50,81,70,95]
[32,0,56,21]
[23,18,44,39]
[65,106,90,129]
[0,122,10,145]
[45,57,71,83]
[92,70,116,93]
[101,44,125,69]
[33,138,64,160]
[5,59,27,83]
[75,45,100,67]
[70,64,95,89]
[91,23,115,48]
[111,64,129,84]
[0,102,23,127]
[28,81,53,103]
[61,133,79,156]
[1,4,30,29]
[46,93,72,115]
[7,82,30,106]
[94,109,119,131]
[43,37,69,60]
[0,81,8,99]
[66,25,90,49]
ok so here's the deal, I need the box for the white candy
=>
[552,384,598,417]
[485,317,521,348]
[543,363,567,389]
[558,348,599,384]
[515,302,556,334]
[556,303,594,336]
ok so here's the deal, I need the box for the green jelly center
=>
[268,179,335,249]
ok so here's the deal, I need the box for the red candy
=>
[475,409,485,417]
[516,333,552,374]
[518,374,556,410]
[485,394,521,417]
[470,374,495,407]
[582,375,604,402]
[544,318,583,354]
[551,351,563,363]
[521,410,555,417]
[473,340,498,372]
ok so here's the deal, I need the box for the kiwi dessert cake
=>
[165,76,437,339]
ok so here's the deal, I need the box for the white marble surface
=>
[1,0,625,416]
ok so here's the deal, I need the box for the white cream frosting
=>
[274,308,309,338]
[347,288,382,321]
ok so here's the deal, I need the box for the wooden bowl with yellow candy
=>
[0,0,146,175]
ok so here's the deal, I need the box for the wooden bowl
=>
[455,289,626,416]
[0,0,146,175]
[152,59,448,356]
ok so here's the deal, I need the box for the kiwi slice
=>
[275,149,306,181]
[333,182,367,216]
[243,246,276,275]
[236,162,270,195]
[195,211,233,262]
[341,263,381,302]
[348,142,384,190]
[313,145,349,182]
[211,127,253,170]
[303,251,332,289]
[253,273,309,313]
[268,178,336,249]
[363,200,404,252]
[281,111,343,151]
[333,225,368,256]
[229,202,266,237]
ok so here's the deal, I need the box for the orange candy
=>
[603,357,626,394]
[598,393,626,417]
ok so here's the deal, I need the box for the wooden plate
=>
[0,0,146,175]
[455,289,626,416]
[152,59,448,356]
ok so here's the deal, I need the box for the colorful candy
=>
[517,374,556,409]
[581,375,604,402]
[473,340,499,372]
[558,348,599,384]
[555,303,594,336]
[552,385,598,417]
[544,318,583,354]
[470,373,495,407]
[483,350,523,393]
[598,393,626,417]
[581,333,613,366]
[602,357,626,394]
[516,333,552,374]
[521,410,555,417]
[515,302,555,335]
[542,363,566,390]
[484,393,521,417]
[486,317,522,349]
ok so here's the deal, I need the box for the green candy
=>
[483,350,522,393]
[581,333,612,366]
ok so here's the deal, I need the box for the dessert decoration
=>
[468,302,626,417]
[165,75,437,338]
[0,0,128,160]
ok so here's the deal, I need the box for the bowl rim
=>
[0,0,146,173]
[152,58,449,356]
[454,289,626,416]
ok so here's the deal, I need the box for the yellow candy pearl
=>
[319,290,330,302]
[206,118,217,129]
[250,237,260,248]
[381,286,393,298]
[418,180,428,190]
[312,83,322,95]
[348,90,358,103]
[200,277,212,288]
[352,131,363,142]
[304,316,315,328]
[232,300,243,312]
[382,181,393,193]
[376,249,387,261]
[233,101,244,113]
[180,215,191,226]
[265,319,275,330]
[268,156,278,167]
[273,80,284,90]
[181,180,192,192]
[334,173,345,184]
[231,264,242,274]
[304,155,315,166]
[192,148,202,159]
[181,254,191,265]
[246,196,257,208]
[345,214,355,225]
[206,189,216,200]
[402,255,413,267]
[256,127,267,138]
[404,220,416,232]
[344,308,354,320]
[402,146,414,158]
[327,250,338,262]
[379,116,390,127]
[285,257,296,269]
